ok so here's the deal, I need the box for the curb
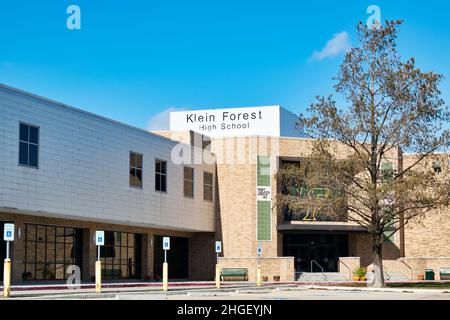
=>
[305,285,450,294]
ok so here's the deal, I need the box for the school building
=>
[0,83,449,283]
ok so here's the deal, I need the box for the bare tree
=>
[277,20,449,287]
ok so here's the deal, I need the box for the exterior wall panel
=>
[0,85,215,233]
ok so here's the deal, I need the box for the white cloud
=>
[310,31,351,61]
[146,107,187,131]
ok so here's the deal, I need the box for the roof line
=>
[0,83,206,151]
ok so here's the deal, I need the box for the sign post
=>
[162,237,170,291]
[256,242,262,287]
[95,230,104,293]
[3,223,14,297]
[215,241,222,289]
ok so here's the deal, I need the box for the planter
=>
[353,275,360,281]
[273,276,280,282]
[417,274,425,280]
[262,276,269,282]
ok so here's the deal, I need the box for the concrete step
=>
[296,272,349,282]
[383,272,410,282]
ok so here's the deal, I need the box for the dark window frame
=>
[129,151,143,189]
[203,171,213,202]
[155,159,167,193]
[23,223,77,281]
[99,230,140,279]
[183,166,195,198]
[18,122,40,169]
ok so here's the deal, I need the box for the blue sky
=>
[1,0,449,130]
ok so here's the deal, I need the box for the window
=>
[257,156,270,186]
[129,152,143,188]
[257,201,271,241]
[155,159,167,192]
[203,171,213,201]
[257,156,271,241]
[24,224,81,280]
[19,123,39,168]
[99,231,141,279]
[184,166,194,198]
[383,224,395,243]
[381,161,394,182]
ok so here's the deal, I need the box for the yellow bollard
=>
[162,262,168,291]
[95,260,102,293]
[215,264,221,289]
[3,259,11,297]
[256,264,262,287]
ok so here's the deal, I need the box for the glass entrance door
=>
[283,233,349,272]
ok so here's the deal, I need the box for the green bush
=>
[353,267,367,278]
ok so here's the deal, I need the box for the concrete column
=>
[12,221,25,283]
[82,227,95,282]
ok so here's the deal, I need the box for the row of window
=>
[18,123,213,201]
[130,152,214,201]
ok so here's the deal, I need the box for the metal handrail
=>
[311,260,327,280]
[338,260,352,280]
[399,260,414,280]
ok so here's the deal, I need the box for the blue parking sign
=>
[95,231,105,246]
[3,223,14,241]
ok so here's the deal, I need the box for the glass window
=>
[184,166,194,198]
[257,156,270,186]
[129,152,143,188]
[155,160,167,192]
[257,201,271,241]
[203,172,213,201]
[100,231,139,279]
[381,161,394,183]
[18,123,39,168]
[23,224,80,280]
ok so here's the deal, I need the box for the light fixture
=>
[432,160,442,173]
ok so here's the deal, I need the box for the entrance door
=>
[154,236,188,280]
[283,234,349,272]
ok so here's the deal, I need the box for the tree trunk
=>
[372,233,385,288]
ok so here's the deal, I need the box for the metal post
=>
[162,250,168,291]
[3,241,11,297]
[95,245,101,293]
[256,242,262,287]
[215,252,221,289]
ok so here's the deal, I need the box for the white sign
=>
[3,223,14,241]
[95,231,105,246]
[257,244,262,255]
[256,186,272,201]
[215,241,222,253]
[163,237,170,250]
[170,106,282,138]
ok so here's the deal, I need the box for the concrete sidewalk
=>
[0,282,299,299]
[305,285,450,294]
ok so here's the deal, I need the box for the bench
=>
[440,268,450,280]
[220,268,248,281]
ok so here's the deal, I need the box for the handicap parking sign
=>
[215,241,222,253]
[163,237,170,250]
[3,223,14,241]
[95,230,105,246]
